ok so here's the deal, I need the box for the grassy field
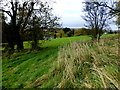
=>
[1,34,115,50]
[2,34,118,88]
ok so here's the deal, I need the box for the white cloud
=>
[52,0,85,28]
[53,0,84,16]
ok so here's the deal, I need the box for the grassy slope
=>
[2,34,118,88]
[2,35,91,88]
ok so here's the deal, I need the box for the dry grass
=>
[57,35,119,88]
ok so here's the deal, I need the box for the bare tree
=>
[82,1,112,40]
[93,0,120,31]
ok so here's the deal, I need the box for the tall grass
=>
[57,35,118,88]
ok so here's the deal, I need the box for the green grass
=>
[2,35,91,88]
[1,34,115,50]
[23,35,91,49]
[20,34,115,50]
[2,34,118,88]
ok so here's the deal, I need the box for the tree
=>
[0,0,36,50]
[1,13,7,43]
[0,0,60,50]
[82,1,112,40]
[26,2,60,49]
[35,2,60,40]
[115,1,120,26]
[93,0,120,28]
[59,29,64,38]
[63,27,71,33]
[54,33,57,39]
[30,16,41,50]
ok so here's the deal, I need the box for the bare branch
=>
[95,2,120,14]
[0,9,12,17]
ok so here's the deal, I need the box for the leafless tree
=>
[82,1,112,40]
[92,0,120,31]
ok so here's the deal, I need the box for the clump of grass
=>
[57,35,118,88]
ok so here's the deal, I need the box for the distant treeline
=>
[2,27,118,43]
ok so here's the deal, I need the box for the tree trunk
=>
[8,41,14,50]
[16,29,24,50]
[16,38,24,50]
[98,34,101,42]
[6,25,15,50]
[31,29,39,50]
[13,26,24,50]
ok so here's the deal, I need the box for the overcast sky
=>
[52,0,118,30]
[3,0,118,30]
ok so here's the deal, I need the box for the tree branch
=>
[21,2,35,33]
[0,9,12,17]
[95,2,120,14]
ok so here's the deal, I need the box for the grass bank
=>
[2,34,118,88]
